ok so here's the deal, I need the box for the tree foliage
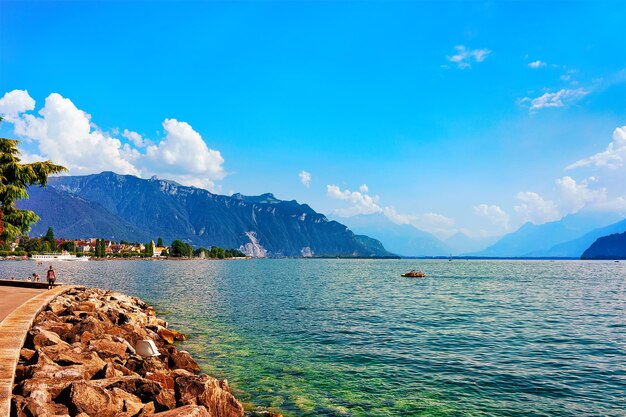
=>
[95,238,106,257]
[44,227,56,250]
[170,240,193,257]
[144,241,154,257]
[0,118,67,241]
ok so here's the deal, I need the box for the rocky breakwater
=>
[11,287,247,417]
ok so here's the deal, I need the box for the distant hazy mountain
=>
[581,231,626,259]
[474,212,623,257]
[540,218,626,257]
[444,232,499,255]
[336,213,449,256]
[19,172,394,258]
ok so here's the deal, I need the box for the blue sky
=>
[1,1,625,238]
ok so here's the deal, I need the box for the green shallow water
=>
[2,259,625,416]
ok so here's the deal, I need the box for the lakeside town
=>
[0,227,247,260]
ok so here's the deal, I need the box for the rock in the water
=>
[169,348,201,373]
[175,374,244,417]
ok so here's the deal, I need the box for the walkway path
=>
[0,285,75,417]
[0,286,44,321]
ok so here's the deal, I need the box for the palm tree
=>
[0,116,67,242]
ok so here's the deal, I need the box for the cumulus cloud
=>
[0,90,36,120]
[0,89,226,191]
[528,60,547,69]
[9,92,140,175]
[555,176,606,213]
[142,119,225,189]
[326,184,382,216]
[514,191,560,224]
[474,204,510,229]
[298,171,311,187]
[382,206,414,225]
[446,45,491,69]
[327,183,456,236]
[122,129,146,148]
[566,126,626,170]
[521,88,589,111]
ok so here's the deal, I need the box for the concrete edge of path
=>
[0,285,77,416]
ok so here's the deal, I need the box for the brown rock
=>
[113,362,137,376]
[157,327,187,344]
[67,316,108,343]
[89,375,163,403]
[67,380,143,417]
[175,374,244,417]
[153,405,211,417]
[169,349,201,373]
[47,297,72,315]
[110,387,145,416]
[31,327,69,349]
[88,339,129,359]
[39,345,106,379]
[80,331,96,344]
[20,348,36,362]
[12,394,70,417]
[146,371,175,389]
[74,300,97,312]
[155,388,177,411]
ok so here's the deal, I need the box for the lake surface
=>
[1,259,625,416]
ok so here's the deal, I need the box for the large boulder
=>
[175,374,244,417]
[66,381,147,417]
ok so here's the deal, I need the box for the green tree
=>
[145,241,154,257]
[0,120,66,242]
[170,240,193,257]
[95,239,107,257]
[157,237,163,247]
[60,241,76,253]
[44,227,56,251]
[21,237,43,254]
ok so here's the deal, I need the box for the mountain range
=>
[473,212,625,258]
[19,172,395,258]
[581,231,626,259]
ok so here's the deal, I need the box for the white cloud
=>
[299,170,312,187]
[0,89,35,120]
[446,45,491,69]
[8,92,140,175]
[514,191,560,224]
[327,183,456,236]
[142,119,225,190]
[521,88,589,111]
[473,204,510,229]
[419,212,455,227]
[555,176,606,213]
[566,126,626,170]
[528,60,546,69]
[0,89,227,191]
[122,129,146,148]
[326,184,382,216]
[382,206,414,225]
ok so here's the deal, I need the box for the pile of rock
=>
[11,287,246,417]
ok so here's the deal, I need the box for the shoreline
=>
[10,286,280,417]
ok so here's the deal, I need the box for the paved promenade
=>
[0,286,44,321]
[0,285,74,417]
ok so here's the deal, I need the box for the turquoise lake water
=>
[1,259,625,416]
